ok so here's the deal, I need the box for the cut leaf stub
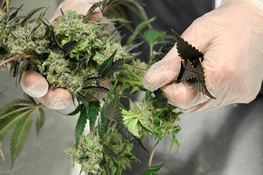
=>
[172,30,216,99]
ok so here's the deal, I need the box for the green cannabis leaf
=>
[126,17,156,45]
[0,94,45,167]
[10,110,33,168]
[75,105,88,145]
[143,28,170,46]
[168,125,181,154]
[122,110,140,137]
[143,163,164,175]
[88,101,100,129]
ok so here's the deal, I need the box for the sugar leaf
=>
[98,50,117,75]
[101,59,125,77]
[7,4,23,22]
[21,7,47,27]
[83,2,102,22]
[62,41,78,56]
[168,125,181,155]
[122,110,140,137]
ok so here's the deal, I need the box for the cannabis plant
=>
[0,1,214,174]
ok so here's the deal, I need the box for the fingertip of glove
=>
[39,88,72,110]
[21,71,49,98]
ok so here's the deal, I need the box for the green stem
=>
[149,45,153,58]
[5,0,9,15]
[148,140,159,168]
[118,78,143,88]
[128,70,142,82]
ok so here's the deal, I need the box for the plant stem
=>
[0,55,38,67]
[149,45,153,58]
[5,0,9,15]
[148,140,159,168]
[118,78,143,88]
[128,70,142,82]
[127,64,147,72]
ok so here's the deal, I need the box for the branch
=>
[148,140,159,168]
[0,55,39,67]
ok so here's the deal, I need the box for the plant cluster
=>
[0,1,214,174]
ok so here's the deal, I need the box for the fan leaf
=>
[67,104,82,116]
[0,109,34,140]
[75,106,88,145]
[126,17,155,45]
[171,29,203,62]
[36,108,45,136]
[183,61,215,99]
[88,101,100,129]
[187,77,215,99]
[10,112,34,168]
[181,61,204,81]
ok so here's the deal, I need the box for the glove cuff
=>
[220,0,263,12]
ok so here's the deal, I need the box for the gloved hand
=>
[20,0,103,109]
[143,0,263,113]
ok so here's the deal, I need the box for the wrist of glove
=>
[143,0,263,112]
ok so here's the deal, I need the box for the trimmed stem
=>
[0,55,38,67]
[148,140,160,168]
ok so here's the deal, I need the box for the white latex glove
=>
[143,0,263,113]
[20,0,103,109]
